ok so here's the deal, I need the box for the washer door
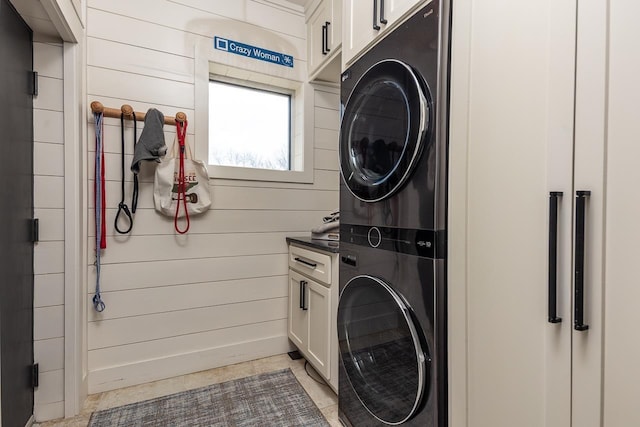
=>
[339,59,431,202]
[337,275,430,425]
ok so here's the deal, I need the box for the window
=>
[194,46,314,183]
[209,80,292,171]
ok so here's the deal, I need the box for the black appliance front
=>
[339,1,449,232]
[338,241,446,426]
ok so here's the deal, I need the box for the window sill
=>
[208,164,314,184]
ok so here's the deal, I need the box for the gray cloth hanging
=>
[131,108,168,174]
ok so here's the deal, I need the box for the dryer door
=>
[337,275,430,425]
[339,59,432,202]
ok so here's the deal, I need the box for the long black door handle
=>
[373,0,381,30]
[574,190,591,331]
[321,23,327,55]
[325,22,331,52]
[301,281,308,310]
[548,192,563,323]
[299,280,304,309]
[380,0,388,24]
[294,257,317,268]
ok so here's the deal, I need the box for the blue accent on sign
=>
[214,36,294,68]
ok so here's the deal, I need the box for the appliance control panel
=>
[340,223,446,259]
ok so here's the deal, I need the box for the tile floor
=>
[35,354,340,427]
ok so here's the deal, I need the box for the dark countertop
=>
[286,236,339,253]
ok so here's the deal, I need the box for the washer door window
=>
[337,275,430,425]
[340,59,431,202]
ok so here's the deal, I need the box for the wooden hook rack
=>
[90,101,187,125]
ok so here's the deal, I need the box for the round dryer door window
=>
[337,275,430,425]
[339,59,432,202]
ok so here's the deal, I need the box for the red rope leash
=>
[174,120,190,234]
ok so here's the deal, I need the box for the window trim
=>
[195,43,314,184]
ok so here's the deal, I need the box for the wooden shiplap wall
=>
[85,0,340,393]
[33,41,66,421]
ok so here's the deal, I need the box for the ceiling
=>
[10,0,61,41]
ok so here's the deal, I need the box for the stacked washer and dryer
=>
[337,2,450,426]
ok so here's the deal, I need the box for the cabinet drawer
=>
[289,244,332,285]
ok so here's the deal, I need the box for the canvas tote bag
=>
[154,121,211,233]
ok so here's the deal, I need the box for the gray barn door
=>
[0,0,35,425]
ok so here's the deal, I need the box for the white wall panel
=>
[87,0,306,60]
[90,254,288,292]
[89,319,287,370]
[315,89,340,109]
[315,128,340,151]
[34,338,65,372]
[88,276,287,321]
[34,142,64,176]
[84,0,339,394]
[34,242,64,274]
[34,76,64,111]
[34,209,65,241]
[34,273,65,307]
[34,175,64,209]
[170,0,305,39]
[314,148,339,171]
[34,370,64,405]
[87,67,194,110]
[93,232,288,264]
[34,42,63,79]
[90,209,324,237]
[87,38,195,84]
[34,306,64,340]
[90,335,290,393]
[33,402,64,423]
[88,297,287,349]
[87,181,338,211]
[315,106,340,130]
[33,110,64,144]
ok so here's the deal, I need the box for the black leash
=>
[114,112,138,234]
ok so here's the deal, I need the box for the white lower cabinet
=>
[449,1,640,426]
[287,243,338,391]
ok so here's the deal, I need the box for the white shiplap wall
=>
[85,0,339,393]
[33,41,66,421]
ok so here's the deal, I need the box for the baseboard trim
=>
[88,335,290,394]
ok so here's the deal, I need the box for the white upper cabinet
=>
[449,0,640,426]
[307,0,342,83]
[342,0,425,69]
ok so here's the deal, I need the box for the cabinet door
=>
[329,0,342,51]
[306,280,331,379]
[384,0,422,26]
[308,1,332,77]
[342,0,379,68]
[449,0,575,426]
[571,1,607,425]
[601,2,640,425]
[288,271,308,350]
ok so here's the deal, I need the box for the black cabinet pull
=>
[373,0,381,30]
[301,280,308,311]
[574,191,591,331]
[321,23,327,55]
[548,192,563,323]
[299,280,304,309]
[294,257,317,268]
[325,21,331,53]
[380,0,388,24]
